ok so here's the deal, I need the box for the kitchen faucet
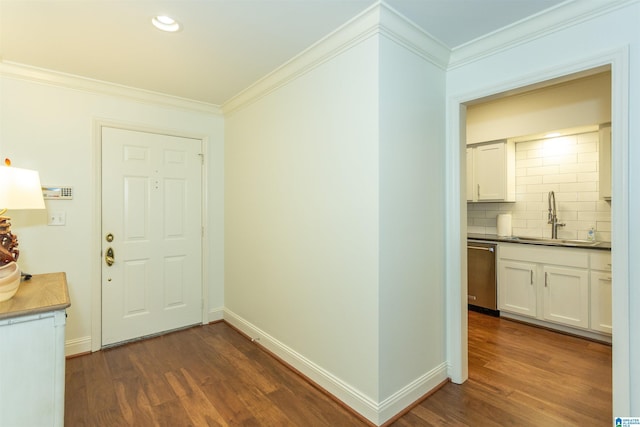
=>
[547,191,565,239]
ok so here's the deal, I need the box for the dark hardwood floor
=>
[66,311,611,426]
[392,311,612,426]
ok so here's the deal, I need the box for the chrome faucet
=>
[547,191,565,239]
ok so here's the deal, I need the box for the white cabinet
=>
[466,147,474,202]
[590,252,612,334]
[467,140,515,202]
[498,260,537,317]
[0,311,67,427]
[497,243,612,338]
[0,273,69,427]
[498,243,589,329]
[599,123,611,200]
[542,265,589,329]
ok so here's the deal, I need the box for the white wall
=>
[224,5,450,423]
[0,71,225,352]
[447,1,640,416]
[225,32,381,406]
[378,35,446,402]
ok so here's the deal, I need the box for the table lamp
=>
[0,159,46,301]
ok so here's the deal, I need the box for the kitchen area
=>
[465,68,612,344]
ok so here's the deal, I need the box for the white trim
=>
[91,120,210,351]
[449,0,636,69]
[208,306,224,323]
[377,363,448,425]
[0,61,222,115]
[223,308,446,426]
[65,336,92,357]
[445,98,468,384]
[222,2,449,116]
[446,47,630,412]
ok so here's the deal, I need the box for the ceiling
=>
[0,0,565,106]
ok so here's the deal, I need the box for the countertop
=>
[468,233,611,251]
[0,272,71,320]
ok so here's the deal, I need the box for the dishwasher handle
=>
[468,245,495,252]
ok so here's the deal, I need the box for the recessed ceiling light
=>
[152,15,181,32]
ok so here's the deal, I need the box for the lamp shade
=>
[0,166,45,210]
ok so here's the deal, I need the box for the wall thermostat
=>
[42,186,73,200]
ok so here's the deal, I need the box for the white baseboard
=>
[208,306,224,323]
[378,362,448,424]
[65,336,91,356]
[223,308,447,426]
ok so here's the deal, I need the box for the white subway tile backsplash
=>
[577,172,599,182]
[576,201,597,211]
[559,162,597,173]
[518,158,543,168]
[558,182,596,192]
[467,130,611,242]
[527,165,559,176]
[597,200,611,211]
[543,154,577,165]
[576,142,597,153]
[578,211,597,221]
[577,191,600,202]
[542,174,577,184]
[555,192,578,201]
[518,175,543,185]
[578,152,598,163]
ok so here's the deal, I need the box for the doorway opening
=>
[460,65,624,416]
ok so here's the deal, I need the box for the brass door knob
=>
[105,247,115,266]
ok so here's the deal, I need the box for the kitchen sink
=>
[506,236,601,247]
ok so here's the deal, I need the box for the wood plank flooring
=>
[392,311,612,426]
[66,311,611,426]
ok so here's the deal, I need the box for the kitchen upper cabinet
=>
[542,265,589,329]
[467,140,515,202]
[590,251,612,334]
[599,123,611,200]
[466,147,474,202]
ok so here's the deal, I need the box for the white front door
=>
[101,127,203,346]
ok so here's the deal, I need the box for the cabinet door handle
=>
[545,272,548,287]
[477,184,480,198]
[530,270,533,285]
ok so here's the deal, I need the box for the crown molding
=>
[222,1,449,116]
[378,1,450,69]
[448,0,638,69]
[0,61,222,116]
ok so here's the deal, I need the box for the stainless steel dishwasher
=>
[467,241,498,315]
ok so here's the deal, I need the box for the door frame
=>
[91,119,209,351]
[445,47,630,413]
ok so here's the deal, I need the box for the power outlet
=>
[48,211,66,226]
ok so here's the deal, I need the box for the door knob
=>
[105,247,115,266]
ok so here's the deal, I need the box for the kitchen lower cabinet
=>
[590,251,612,334]
[498,260,537,317]
[542,266,589,329]
[497,243,608,336]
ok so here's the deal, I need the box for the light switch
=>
[48,211,66,226]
